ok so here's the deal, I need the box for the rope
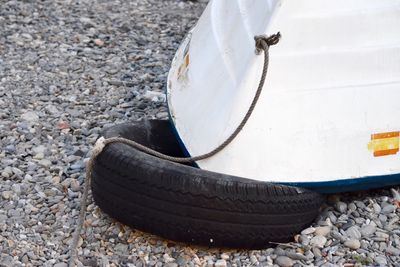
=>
[68,32,280,266]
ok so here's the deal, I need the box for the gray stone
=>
[54,263,68,267]
[386,246,400,256]
[114,243,128,254]
[32,145,48,155]
[11,184,22,195]
[335,202,347,213]
[345,226,361,239]
[375,256,387,265]
[285,252,308,261]
[301,227,315,235]
[391,188,400,201]
[214,259,227,267]
[1,191,12,200]
[344,239,361,250]
[69,179,80,192]
[314,226,331,237]
[382,204,396,214]
[275,256,294,267]
[275,247,286,256]
[12,167,24,176]
[373,203,381,213]
[310,235,327,248]
[38,159,52,168]
[21,111,39,123]
[361,224,376,237]
[348,203,357,212]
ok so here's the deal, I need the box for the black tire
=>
[92,120,324,249]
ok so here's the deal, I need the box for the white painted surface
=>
[167,0,400,183]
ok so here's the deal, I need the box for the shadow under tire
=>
[91,120,324,249]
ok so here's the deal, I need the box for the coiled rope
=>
[68,32,280,266]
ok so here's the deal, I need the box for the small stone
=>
[2,191,12,200]
[275,256,294,267]
[12,167,23,176]
[70,179,80,192]
[45,104,59,114]
[11,184,21,195]
[21,111,39,123]
[52,176,61,184]
[39,159,52,168]
[220,253,229,260]
[1,171,10,178]
[114,243,128,254]
[375,232,389,239]
[314,226,331,237]
[348,203,357,212]
[285,252,308,261]
[299,235,310,246]
[310,235,327,248]
[375,256,387,265]
[391,188,400,201]
[344,239,360,250]
[32,145,47,155]
[373,203,381,214]
[53,263,68,267]
[94,39,105,47]
[215,259,227,267]
[345,226,361,240]
[382,204,396,214]
[335,201,347,213]
[312,247,322,258]
[361,224,376,237]
[57,121,70,130]
[21,254,29,264]
[301,227,315,235]
[386,246,400,256]
[341,221,354,231]
[275,247,286,256]
[33,152,44,160]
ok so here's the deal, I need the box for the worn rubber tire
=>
[92,120,324,249]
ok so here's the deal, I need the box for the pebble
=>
[345,226,361,240]
[344,239,360,250]
[94,39,105,47]
[285,252,308,261]
[310,235,327,248]
[382,204,396,214]
[301,227,315,235]
[215,259,227,267]
[39,159,52,168]
[386,246,400,256]
[275,256,294,267]
[373,203,382,213]
[21,111,39,123]
[314,226,331,237]
[1,191,12,200]
[335,202,347,213]
[375,256,388,265]
[361,224,376,237]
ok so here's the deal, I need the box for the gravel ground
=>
[1,0,400,266]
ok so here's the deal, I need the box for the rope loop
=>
[254,32,281,54]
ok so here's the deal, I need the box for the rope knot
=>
[93,136,106,155]
[254,32,281,54]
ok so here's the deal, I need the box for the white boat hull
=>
[167,0,400,192]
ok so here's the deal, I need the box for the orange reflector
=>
[368,131,400,157]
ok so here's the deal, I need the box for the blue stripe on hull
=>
[281,173,400,194]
